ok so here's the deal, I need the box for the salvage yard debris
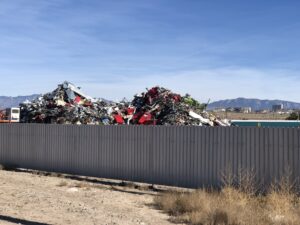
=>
[20,82,111,125]
[20,81,229,126]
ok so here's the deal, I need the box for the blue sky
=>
[1,0,300,102]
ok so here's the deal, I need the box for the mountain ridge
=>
[0,94,40,109]
[1,95,300,111]
[207,97,300,111]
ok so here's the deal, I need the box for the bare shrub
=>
[154,191,179,215]
[221,166,257,195]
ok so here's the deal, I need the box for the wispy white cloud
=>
[75,67,300,102]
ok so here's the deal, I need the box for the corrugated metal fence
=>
[0,124,299,188]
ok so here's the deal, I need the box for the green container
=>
[231,120,300,128]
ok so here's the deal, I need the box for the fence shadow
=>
[0,215,51,225]
[7,167,160,195]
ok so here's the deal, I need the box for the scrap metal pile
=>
[20,82,111,125]
[20,82,229,126]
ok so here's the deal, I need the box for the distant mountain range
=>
[207,98,300,111]
[0,94,40,109]
[1,95,300,111]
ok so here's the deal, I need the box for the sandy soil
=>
[214,111,287,120]
[0,169,181,225]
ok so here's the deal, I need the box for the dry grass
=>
[154,172,300,225]
[73,182,92,189]
[57,181,91,189]
[214,112,287,120]
[57,181,68,187]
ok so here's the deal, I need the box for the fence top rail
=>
[0,123,300,130]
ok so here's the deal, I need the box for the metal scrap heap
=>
[111,86,229,126]
[20,82,229,126]
[20,82,112,125]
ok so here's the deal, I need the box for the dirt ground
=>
[0,169,182,225]
[214,111,288,120]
